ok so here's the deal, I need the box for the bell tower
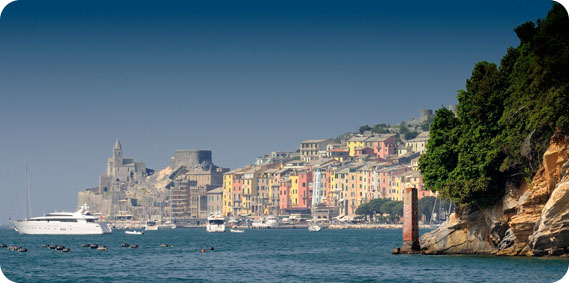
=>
[112,138,123,176]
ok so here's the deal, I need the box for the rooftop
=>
[300,139,329,144]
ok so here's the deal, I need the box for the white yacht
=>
[206,214,225,232]
[12,204,112,235]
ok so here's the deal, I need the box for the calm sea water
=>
[0,228,567,282]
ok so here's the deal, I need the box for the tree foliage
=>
[419,5,569,207]
[355,198,403,222]
[359,125,372,134]
[372,123,392,134]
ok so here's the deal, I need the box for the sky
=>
[0,0,557,222]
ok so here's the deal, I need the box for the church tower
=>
[113,138,123,172]
[107,138,123,177]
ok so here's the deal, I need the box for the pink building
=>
[279,178,291,211]
[297,171,313,209]
[365,134,398,159]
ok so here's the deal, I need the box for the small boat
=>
[230,228,244,233]
[125,231,143,235]
[308,225,321,232]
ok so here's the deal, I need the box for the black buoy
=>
[41,244,49,248]
[62,248,71,253]
[120,243,130,247]
[49,245,57,250]
[130,244,139,249]
[56,245,65,251]
[209,247,214,251]
[0,244,7,248]
[90,244,98,249]
[81,243,90,248]
[18,248,28,253]
[9,245,20,251]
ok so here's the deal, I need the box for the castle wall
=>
[172,150,212,169]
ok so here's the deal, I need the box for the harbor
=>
[0,228,566,282]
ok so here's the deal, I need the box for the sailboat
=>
[429,197,453,229]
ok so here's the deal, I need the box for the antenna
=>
[25,162,32,219]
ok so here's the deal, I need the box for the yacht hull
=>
[12,221,112,235]
[206,224,225,232]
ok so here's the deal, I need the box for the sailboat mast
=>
[25,162,31,220]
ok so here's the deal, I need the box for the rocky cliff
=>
[420,133,569,256]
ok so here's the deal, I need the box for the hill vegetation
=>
[419,5,569,207]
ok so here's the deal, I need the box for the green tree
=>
[419,108,459,200]
[419,5,569,207]
[372,123,391,134]
[359,125,372,134]
[418,196,437,223]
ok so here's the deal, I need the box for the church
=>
[98,139,153,194]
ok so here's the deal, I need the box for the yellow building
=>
[346,136,367,156]
[356,167,373,207]
[222,170,240,217]
[405,131,430,154]
[289,175,299,206]
[222,173,233,217]
[328,167,337,206]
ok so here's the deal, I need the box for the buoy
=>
[120,243,130,247]
[62,248,71,253]
[56,246,65,251]
[201,249,206,253]
[81,243,90,248]
[90,244,98,249]
[209,247,214,251]
[49,245,57,249]
[9,246,20,251]
[18,248,28,253]
[160,244,168,248]
[97,246,108,251]
[130,244,139,249]
[0,244,7,248]
[41,244,49,248]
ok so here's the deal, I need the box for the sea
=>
[0,228,567,282]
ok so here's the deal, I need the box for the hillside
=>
[419,5,569,256]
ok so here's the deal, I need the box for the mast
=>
[25,162,31,220]
[429,196,437,225]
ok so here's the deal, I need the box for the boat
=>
[206,214,225,232]
[125,231,143,235]
[308,225,321,232]
[12,204,113,235]
[157,222,176,230]
[144,221,158,231]
[251,216,279,229]
[230,228,244,233]
[265,216,279,228]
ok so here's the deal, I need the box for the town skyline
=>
[0,0,554,221]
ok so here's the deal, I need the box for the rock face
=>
[420,134,569,256]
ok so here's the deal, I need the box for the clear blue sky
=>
[0,0,556,221]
